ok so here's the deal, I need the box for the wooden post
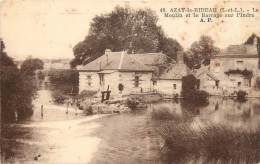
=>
[41,105,44,118]
[66,102,69,114]
[101,91,105,102]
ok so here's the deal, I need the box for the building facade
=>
[200,36,260,97]
[78,50,154,96]
[155,51,190,97]
[78,50,189,97]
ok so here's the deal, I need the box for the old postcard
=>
[1,0,260,163]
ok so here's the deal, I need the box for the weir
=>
[202,13,223,18]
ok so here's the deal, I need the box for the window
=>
[238,82,241,87]
[134,76,139,87]
[153,80,157,86]
[215,80,219,88]
[86,74,92,86]
[236,61,243,68]
[118,83,124,92]
[236,60,243,64]
[99,74,104,85]
[173,84,177,90]
[87,75,92,79]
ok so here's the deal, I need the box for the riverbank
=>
[2,95,260,164]
[1,114,112,164]
[77,93,162,115]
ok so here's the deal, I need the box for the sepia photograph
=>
[1,0,260,163]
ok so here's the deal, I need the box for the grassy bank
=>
[151,105,260,164]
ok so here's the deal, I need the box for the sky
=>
[0,0,260,60]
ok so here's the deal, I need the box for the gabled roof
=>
[192,67,219,81]
[158,63,190,80]
[128,52,175,77]
[128,52,173,66]
[213,41,259,59]
[77,51,153,72]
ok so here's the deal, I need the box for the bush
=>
[183,89,209,105]
[237,90,247,102]
[150,105,183,121]
[37,70,45,80]
[181,74,209,105]
[126,97,140,109]
[48,69,79,95]
[82,102,93,115]
[51,90,69,104]
[20,58,44,76]
[159,123,260,163]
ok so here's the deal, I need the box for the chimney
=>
[105,49,111,54]
[105,49,111,64]
[176,51,184,64]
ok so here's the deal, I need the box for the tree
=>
[20,57,44,76]
[159,37,183,61]
[1,39,36,122]
[48,69,79,104]
[185,35,220,69]
[71,6,182,68]
[181,74,209,105]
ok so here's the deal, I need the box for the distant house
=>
[198,35,260,97]
[155,51,190,96]
[77,49,154,96]
[43,59,71,70]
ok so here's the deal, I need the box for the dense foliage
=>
[48,69,79,87]
[159,122,260,163]
[184,35,220,69]
[181,74,209,104]
[237,90,248,102]
[71,6,182,68]
[20,58,44,76]
[225,69,253,79]
[1,39,35,122]
[48,69,79,103]
[245,33,260,46]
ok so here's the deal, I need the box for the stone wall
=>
[156,79,182,96]
[207,57,260,97]
[79,71,153,96]
[79,71,100,93]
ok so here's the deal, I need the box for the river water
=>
[1,89,260,164]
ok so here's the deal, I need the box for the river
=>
[1,89,260,163]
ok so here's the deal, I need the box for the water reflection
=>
[150,97,260,163]
[2,89,260,163]
[151,97,260,131]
